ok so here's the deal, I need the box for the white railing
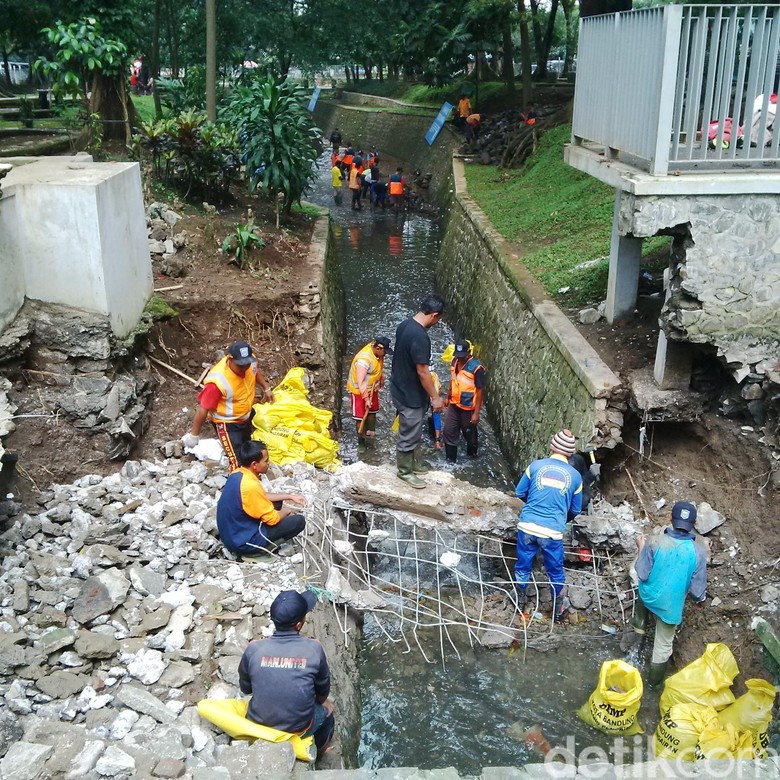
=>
[572,4,780,175]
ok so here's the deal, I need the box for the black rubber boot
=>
[649,661,668,689]
[445,444,458,463]
[466,425,479,457]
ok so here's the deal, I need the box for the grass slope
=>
[464,124,665,306]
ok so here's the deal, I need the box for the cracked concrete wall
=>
[619,193,780,370]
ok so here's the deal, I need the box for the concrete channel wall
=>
[314,98,625,472]
[439,159,625,473]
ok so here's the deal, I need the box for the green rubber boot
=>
[648,661,668,689]
[412,447,431,475]
[397,450,425,489]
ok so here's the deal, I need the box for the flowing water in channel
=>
[307,152,658,772]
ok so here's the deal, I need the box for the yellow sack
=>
[695,721,755,761]
[196,698,315,762]
[391,415,400,433]
[250,367,341,471]
[577,659,644,735]
[717,678,776,758]
[653,703,719,761]
[659,643,738,716]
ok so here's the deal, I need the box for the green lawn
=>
[464,124,667,306]
[132,94,157,125]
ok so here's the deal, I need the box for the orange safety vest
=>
[346,343,383,394]
[343,152,354,166]
[349,166,361,190]
[204,355,256,423]
[449,357,482,411]
[459,98,471,118]
[389,174,404,196]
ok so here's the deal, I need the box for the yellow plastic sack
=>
[717,678,776,758]
[659,643,738,716]
[578,659,644,735]
[250,367,341,471]
[695,721,755,761]
[196,698,315,761]
[653,703,720,761]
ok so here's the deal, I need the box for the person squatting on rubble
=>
[216,441,306,559]
[346,337,393,453]
[513,429,583,622]
[443,340,484,463]
[239,590,335,756]
[390,294,446,489]
[183,341,274,473]
[628,501,708,688]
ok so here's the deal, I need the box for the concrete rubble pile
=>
[0,457,328,779]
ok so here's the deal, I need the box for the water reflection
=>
[307,152,514,490]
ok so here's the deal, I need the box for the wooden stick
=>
[154,284,184,292]
[357,388,375,434]
[625,468,650,519]
[147,354,201,386]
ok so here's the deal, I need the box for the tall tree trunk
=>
[151,0,163,120]
[205,0,216,121]
[562,0,575,75]
[378,61,384,82]
[344,66,351,84]
[542,0,560,68]
[364,62,372,80]
[501,20,516,96]
[90,73,137,143]
[529,0,545,78]
[518,0,534,106]
[165,0,180,77]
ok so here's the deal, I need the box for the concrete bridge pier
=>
[605,189,643,324]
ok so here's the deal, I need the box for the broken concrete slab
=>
[628,366,706,422]
[71,567,130,624]
[334,462,521,535]
[0,741,54,780]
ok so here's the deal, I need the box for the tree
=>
[224,74,321,223]
[579,0,631,18]
[34,17,135,142]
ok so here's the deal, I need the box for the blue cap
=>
[671,501,697,531]
[270,590,317,627]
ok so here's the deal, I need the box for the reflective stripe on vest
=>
[349,167,360,189]
[389,175,404,196]
[205,355,256,422]
[346,343,382,394]
[449,357,482,410]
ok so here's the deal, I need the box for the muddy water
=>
[307,152,659,772]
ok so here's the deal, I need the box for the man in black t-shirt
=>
[390,294,446,488]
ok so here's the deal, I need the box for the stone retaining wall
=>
[439,159,625,473]
[313,101,461,203]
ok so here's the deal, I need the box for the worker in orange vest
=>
[346,337,393,452]
[349,163,362,211]
[465,113,482,142]
[388,167,405,208]
[342,145,354,168]
[182,341,274,472]
[457,93,472,127]
[444,340,485,463]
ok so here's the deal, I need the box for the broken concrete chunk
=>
[74,630,120,660]
[0,741,54,780]
[114,684,176,723]
[695,501,726,535]
[71,568,130,624]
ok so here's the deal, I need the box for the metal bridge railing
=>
[572,4,780,175]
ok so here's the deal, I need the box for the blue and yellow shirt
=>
[216,467,280,551]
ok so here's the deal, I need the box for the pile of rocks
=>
[0,457,327,778]
[146,203,189,279]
